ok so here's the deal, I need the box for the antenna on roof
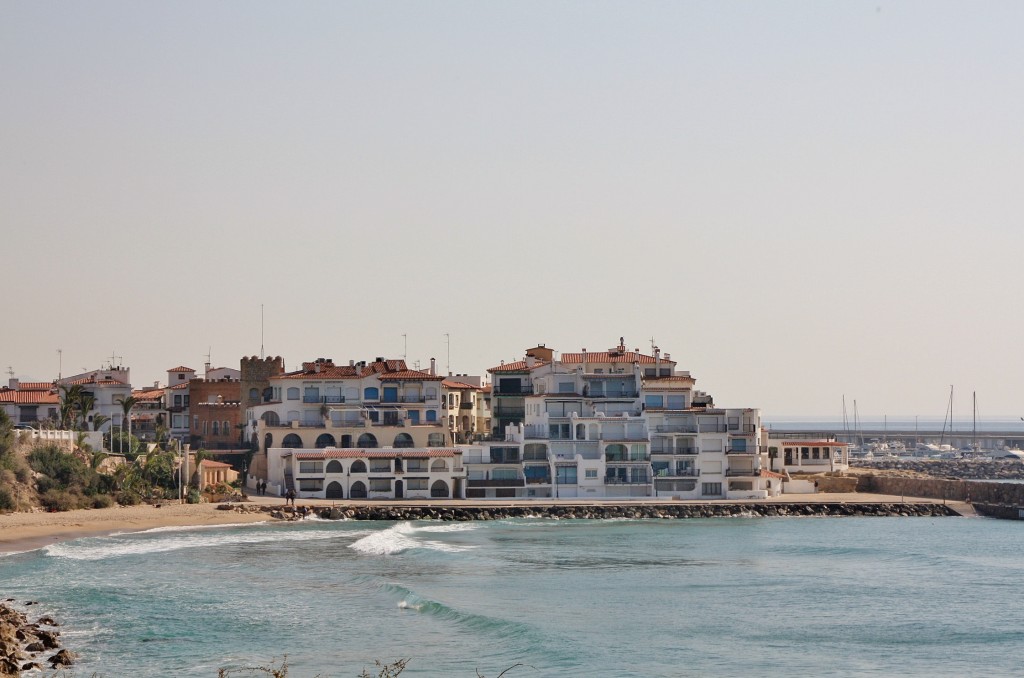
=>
[402,334,407,360]
[444,333,451,377]
[260,304,265,359]
[5,366,13,379]
[57,348,62,381]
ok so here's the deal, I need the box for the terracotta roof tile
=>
[17,382,55,391]
[167,366,196,373]
[442,379,480,390]
[761,470,787,479]
[132,389,165,401]
[0,389,59,405]
[199,460,233,468]
[379,370,445,382]
[488,360,547,373]
[561,350,670,365]
[64,376,128,386]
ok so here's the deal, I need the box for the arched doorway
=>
[395,480,404,499]
[430,459,448,472]
[350,481,367,499]
[315,433,336,448]
[393,432,414,448]
[261,411,280,426]
[357,433,378,448]
[430,480,449,498]
[282,433,303,449]
[326,481,344,499]
[326,460,343,473]
[350,460,367,473]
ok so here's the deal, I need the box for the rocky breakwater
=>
[0,601,74,675]
[308,503,957,521]
[852,458,1024,480]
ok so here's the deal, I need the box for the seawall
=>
[277,502,957,521]
[865,476,1024,506]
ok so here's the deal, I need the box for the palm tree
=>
[116,396,139,456]
[58,384,84,430]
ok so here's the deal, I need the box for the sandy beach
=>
[0,502,271,554]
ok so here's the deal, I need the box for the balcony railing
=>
[494,408,526,419]
[589,391,639,399]
[655,424,698,433]
[467,478,526,488]
[304,395,346,404]
[725,468,761,477]
[605,476,651,485]
[605,454,651,462]
[495,385,534,396]
[699,424,728,433]
[726,447,755,455]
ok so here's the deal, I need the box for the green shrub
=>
[116,490,142,506]
[0,485,15,512]
[187,488,201,504]
[28,445,93,491]
[40,488,87,512]
[91,494,114,509]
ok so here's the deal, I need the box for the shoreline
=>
[0,490,967,554]
[0,503,271,555]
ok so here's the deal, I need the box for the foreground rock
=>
[0,602,68,675]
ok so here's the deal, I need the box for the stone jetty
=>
[218,502,958,521]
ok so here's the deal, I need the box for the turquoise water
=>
[2,516,1023,677]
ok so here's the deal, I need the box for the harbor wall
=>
[866,476,1024,506]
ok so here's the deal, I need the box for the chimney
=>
[315,362,321,373]
[204,362,211,378]
[430,358,436,376]
[349,360,355,367]
[154,381,159,388]
[8,378,19,390]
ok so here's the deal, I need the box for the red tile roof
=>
[199,460,233,468]
[167,366,196,373]
[132,389,165,402]
[17,382,55,391]
[0,389,59,405]
[293,448,459,459]
[488,360,547,373]
[64,376,127,386]
[379,370,445,382]
[643,376,694,384]
[167,382,189,390]
[561,350,670,365]
[761,470,787,479]
[442,379,480,390]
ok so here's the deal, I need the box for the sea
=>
[2,516,1023,677]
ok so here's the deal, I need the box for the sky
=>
[2,1,1023,420]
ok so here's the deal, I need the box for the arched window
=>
[363,387,379,401]
[428,432,446,447]
[430,459,447,472]
[393,433,414,448]
[282,433,303,449]
[430,480,449,498]
[350,460,367,473]
[249,388,259,401]
[350,481,367,498]
[326,460,343,473]
[212,421,219,436]
[326,481,344,499]
[315,433,336,449]
[576,423,586,440]
[261,411,280,426]
[426,410,437,422]
[357,433,377,448]
[223,421,230,436]
[264,433,273,450]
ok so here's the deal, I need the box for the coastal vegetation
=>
[0,410,217,514]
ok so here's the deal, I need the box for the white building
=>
[769,439,850,475]
[57,367,132,433]
[0,379,59,426]
[481,339,776,500]
[265,447,465,500]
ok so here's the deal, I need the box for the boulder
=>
[48,649,77,667]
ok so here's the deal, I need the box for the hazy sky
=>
[2,2,1022,420]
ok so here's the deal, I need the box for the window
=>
[426,410,437,422]
[558,381,575,393]
[585,469,597,479]
[363,387,379,401]
[369,461,391,473]
[492,469,519,480]
[350,460,367,473]
[369,479,391,492]
[556,466,577,484]
[287,388,299,401]
[304,387,320,403]
[249,388,259,401]
[212,421,219,436]
[407,478,428,491]
[193,415,199,430]
[801,447,810,460]
[645,395,664,409]
[175,395,183,407]
[666,395,686,410]
[428,432,446,447]
[299,461,324,474]
[702,482,722,496]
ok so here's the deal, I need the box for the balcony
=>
[494,408,526,419]
[605,453,651,463]
[467,478,526,488]
[605,475,651,485]
[304,395,346,404]
[699,424,728,433]
[495,385,534,396]
[726,447,755,455]
[655,424,698,434]
[725,468,761,477]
